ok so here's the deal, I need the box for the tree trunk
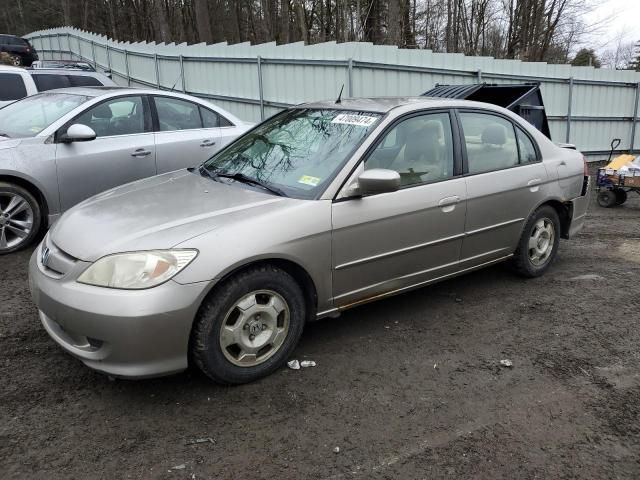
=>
[153,0,171,43]
[194,0,213,43]
[279,0,290,43]
[61,0,72,26]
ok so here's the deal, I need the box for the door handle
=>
[131,148,152,157]
[527,178,542,187]
[438,196,460,207]
[200,139,216,147]
[438,196,460,212]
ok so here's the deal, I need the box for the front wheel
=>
[191,265,307,384]
[511,206,560,278]
[0,182,42,254]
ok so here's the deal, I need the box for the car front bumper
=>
[28,247,210,378]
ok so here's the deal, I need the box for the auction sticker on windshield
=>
[298,175,321,186]
[331,113,378,127]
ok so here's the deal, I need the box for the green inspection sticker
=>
[298,175,321,186]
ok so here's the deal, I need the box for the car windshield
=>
[202,108,382,198]
[0,92,90,138]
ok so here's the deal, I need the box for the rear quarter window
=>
[32,74,71,92]
[69,76,104,87]
[0,73,27,101]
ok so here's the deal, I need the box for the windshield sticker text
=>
[298,175,321,186]
[331,114,378,127]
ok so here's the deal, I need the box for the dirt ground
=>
[1,187,640,480]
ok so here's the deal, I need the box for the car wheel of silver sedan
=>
[0,182,41,254]
[191,265,307,384]
[512,205,560,278]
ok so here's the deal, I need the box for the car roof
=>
[297,96,501,114]
[39,86,232,104]
[0,65,108,78]
[41,86,140,97]
[28,68,105,76]
[0,65,28,73]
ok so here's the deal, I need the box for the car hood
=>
[50,169,289,261]
[0,138,21,150]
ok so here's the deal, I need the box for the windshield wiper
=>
[214,171,287,197]
[198,164,218,181]
[0,133,10,138]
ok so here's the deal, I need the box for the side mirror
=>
[352,168,401,196]
[61,124,96,143]
[103,69,112,79]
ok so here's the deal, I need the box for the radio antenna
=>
[335,84,344,104]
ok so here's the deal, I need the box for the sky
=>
[583,0,640,52]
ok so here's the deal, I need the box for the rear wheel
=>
[191,265,306,384]
[0,182,41,254]
[9,54,22,66]
[613,188,627,205]
[511,205,560,278]
[597,190,617,208]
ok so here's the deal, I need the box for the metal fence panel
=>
[25,26,640,159]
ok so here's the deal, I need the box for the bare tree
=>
[3,0,603,66]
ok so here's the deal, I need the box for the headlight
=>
[77,250,198,289]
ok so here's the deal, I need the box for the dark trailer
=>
[423,83,551,140]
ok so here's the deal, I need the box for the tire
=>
[597,190,617,208]
[511,205,561,278]
[9,54,22,67]
[0,182,42,254]
[191,265,307,384]
[613,188,627,205]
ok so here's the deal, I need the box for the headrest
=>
[423,120,442,139]
[481,124,506,146]
[91,104,113,119]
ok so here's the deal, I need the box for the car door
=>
[55,94,157,211]
[331,111,467,308]
[457,110,549,266]
[152,96,222,173]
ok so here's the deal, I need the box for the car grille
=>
[40,236,78,278]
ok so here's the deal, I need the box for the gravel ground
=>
[1,188,639,479]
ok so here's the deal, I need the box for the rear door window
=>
[0,73,27,101]
[200,107,220,128]
[459,112,519,174]
[69,75,104,87]
[154,96,203,131]
[32,74,71,92]
[516,128,539,163]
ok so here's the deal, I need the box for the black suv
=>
[0,34,38,66]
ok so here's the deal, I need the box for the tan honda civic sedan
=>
[29,97,590,384]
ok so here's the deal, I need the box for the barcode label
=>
[331,114,378,127]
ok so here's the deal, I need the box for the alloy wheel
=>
[0,192,34,251]
[219,290,290,367]
[528,218,555,266]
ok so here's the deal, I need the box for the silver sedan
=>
[0,87,251,253]
[29,97,590,384]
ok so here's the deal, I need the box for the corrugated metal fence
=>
[26,27,640,159]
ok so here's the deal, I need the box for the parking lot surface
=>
[2,191,639,479]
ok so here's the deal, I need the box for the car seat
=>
[468,123,518,173]
[78,103,112,137]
